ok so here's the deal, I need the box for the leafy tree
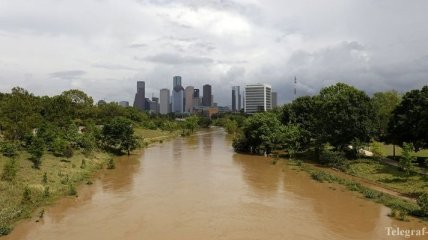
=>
[399,142,416,175]
[281,124,301,159]
[101,117,139,155]
[318,83,376,149]
[233,112,283,154]
[371,91,401,140]
[371,141,385,161]
[0,87,42,140]
[282,96,322,149]
[28,137,44,169]
[184,116,199,133]
[388,86,428,151]
[224,119,238,135]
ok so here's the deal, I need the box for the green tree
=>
[233,112,283,154]
[388,86,428,151]
[101,117,139,155]
[28,137,44,169]
[184,116,199,133]
[371,91,401,140]
[318,83,376,149]
[0,141,19,157]
[1,158,18,181]
[281,124,301,159]
[0,87,42,140]
[399,142,416,175]
[417,192,428,216]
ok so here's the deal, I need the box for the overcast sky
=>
[1,0,427,105]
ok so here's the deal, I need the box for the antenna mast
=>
[294,76,297,99]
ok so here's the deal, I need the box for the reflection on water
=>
[4,128,427,240]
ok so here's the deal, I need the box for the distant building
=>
[160,88,170,114]
[172,77,184,113]
[193,89,200,98]
[202,84,212,107]
[244,84,272,114]
[133,81,146,111]
[173,76,182,88]
[232,86,241,112]
[184,86,194,113]
[97,100,107,106]
[272,92,278,108]
[119,101,129,107]
[150,97,159,113]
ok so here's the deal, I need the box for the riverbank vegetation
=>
[231,83,428,220]
[0,87,200,236]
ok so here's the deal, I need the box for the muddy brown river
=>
[4,128,427,239]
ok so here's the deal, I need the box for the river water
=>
[4,129,427,239]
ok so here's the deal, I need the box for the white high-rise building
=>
[244,84,272,114]
[160,88,170,114]
[184,86,194,113]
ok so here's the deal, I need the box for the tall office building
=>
[272,92,278,108]
[184,86,194,113]
[173,76,182,88]
[244,84,272,114]
[150,97,159,113]
[232,86,241,112]
[193,89,200,98]
[133,81,145,111]
[202,84,212,107]
[172,77,184,113]
[160,88,170,114]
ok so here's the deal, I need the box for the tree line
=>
[0,87,202,169]
[230,83,427,162]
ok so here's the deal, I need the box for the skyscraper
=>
[160,88,170,114]
[272,92,278,108]
[133,81,145,111]
[202,84,212,107]
[232,86,241,112]
[172,77,184,113]
[173,76,182,88]
[244,84,272,114]
[184,86,194,113]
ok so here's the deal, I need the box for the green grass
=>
[134,128,179,144]
[302,166,423,221]
[346,159,428,196]
[382,144,428,158]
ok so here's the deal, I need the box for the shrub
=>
[43,186,50,197]
[371,141,384,161]
[22,186,32,204]
[107,158,115,169]
[28,137,44,169]
[1,158,18,181]
[41,172,48,184]
[399,142,416,175]
[0,141,19,157]
[310,170,336,183]
[319,149,348,170]
[80,159,86,169]
[68,183,77,196]
[417,192,428,216]
[0,225,12,236]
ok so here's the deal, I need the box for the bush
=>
[22,186,32,204]
[319,149,348,170]
[399,142,416,175]
[1,158,18,181]
[42,172,48,184]
[0,225,12,236]
[107,158,115,169]
[0,141,19,157]
[51,137,72,157]
[371,141,385,161]
[417,192,428,216]
[310,170,336,183]
[68,183,77,196]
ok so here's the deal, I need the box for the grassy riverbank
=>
[284,155,428,222]
[0,128,177,236]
